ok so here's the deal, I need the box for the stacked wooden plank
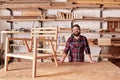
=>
[57,12,82,20]
[97,38,111,46]
[58,27,71,33]
[0,0,51,9]
[106,19,120,32]
[0,16,45,20]
[22,10,45,19]
[5,0,51,4]
[68,0,120,5]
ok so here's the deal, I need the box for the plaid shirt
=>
[63,35,91,62]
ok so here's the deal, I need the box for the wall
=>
[0,1,120,61]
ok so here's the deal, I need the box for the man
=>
[61,24,94,62]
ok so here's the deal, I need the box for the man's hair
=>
[71,24,81,31]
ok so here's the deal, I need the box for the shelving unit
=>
[0,0,120,46]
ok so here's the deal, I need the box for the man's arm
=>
[60,37,71,63]
[61,53,67,63]
[84,37,95,62]
[86,54,95,63]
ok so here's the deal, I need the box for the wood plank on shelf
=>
[75,4,100,8]
[74,0,120,5]
[94,53,120,59]
[0,4,51,9]
[0,2,100,10]
[0,16,11,20]
[5,0,51,4]
[104,17,120,21]
[1,16,104,21]
[22,10,42,16]
[7,19,55,22]
[58,27,71,33]
[56,19,74,21]
[112,42,120,46]
[103,4,120,9]
[1,0,120,10]
[2,16,120,22]
[75,17,103,21]
[51,2,73,6]
[0,16,46,21]
[0,3,100,10]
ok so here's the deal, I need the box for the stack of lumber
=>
[57,12,82,20]
[4,0,51,4]
[68,0,120,5]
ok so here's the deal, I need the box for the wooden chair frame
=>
[4,27,59,78]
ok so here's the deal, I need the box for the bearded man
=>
[61,24,94,62]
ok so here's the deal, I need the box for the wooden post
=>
[32,37,37,78]
[49,41,58,66]
[4,37,9,71]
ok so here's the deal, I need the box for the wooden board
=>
[0,62,120,80]
[98,38,111,46]
[69,0,120,5]
[22,10,42,16]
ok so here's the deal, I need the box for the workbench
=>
[0,61,120,80]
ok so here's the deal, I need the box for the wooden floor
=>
[0,61,120,80]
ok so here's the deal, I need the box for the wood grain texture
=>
[0,61,120,80]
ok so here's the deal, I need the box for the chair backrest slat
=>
[31,27,58,40]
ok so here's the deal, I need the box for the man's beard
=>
[73,32,80,37]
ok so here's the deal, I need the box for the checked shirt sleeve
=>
[63,37,71,55]
[83,37,91,54]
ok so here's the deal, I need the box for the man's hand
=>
[89,60,96,63]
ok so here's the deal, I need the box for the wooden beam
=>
[76,0,120,5]
[0,4,51,9]
[103,4,120,9]
[76,4,100,8]
[0,2,100,10]
[104,17,120,21]
[5,0,51,4]
[94,53,120,59]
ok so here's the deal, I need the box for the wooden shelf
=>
[94,53,120,59]
[74,4,100,9]
[0,0,51,4]
[74,17,103,21]
[6,19,55,22]
[0,16,44,20]
[1,16,120,22]
[74,0,120,5]
[1,1,120,10]
[0,4,51,10]
[104,17,120,21]
[0,16,104,21]
[58,27,71,33]
[103,4,120,9]
[55,19,74,21]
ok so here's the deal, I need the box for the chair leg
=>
[49,41,59,66]
[32,59,37,78]
[4,56,8,71]
[4,38,9,71]
[32,37,37,78]
[53,55,59,66]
